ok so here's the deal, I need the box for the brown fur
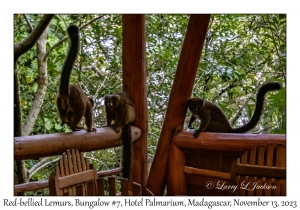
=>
[104,92,135,133]
[56,25,96,132]
[187,82,282,138]
[104,92,135,179]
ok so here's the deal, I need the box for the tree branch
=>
[28,157,60,180]
[14,14,54,62]
[45,15,105,58]
[23,14,33,31]
[212,82,236,102]
[82,64,103,77]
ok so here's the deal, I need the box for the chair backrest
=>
[230,143,286,196]
[49,149,98,196]
[49,149,154,196]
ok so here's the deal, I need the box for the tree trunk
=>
[14,14,54,195]
[14,61,26,196]
[22,27,49,136]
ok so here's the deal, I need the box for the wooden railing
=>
[14,168,122,194]
[14,126,141,160]
[167,131,286,195]
[14,126,141,194]
[15,128,286,195]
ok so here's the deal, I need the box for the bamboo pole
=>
[14,126,141,160]
[146,14,211,195]
[122,15,148,194]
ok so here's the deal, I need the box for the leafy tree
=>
[14,14,286,195]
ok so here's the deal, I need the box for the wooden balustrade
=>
[167,131,286,196]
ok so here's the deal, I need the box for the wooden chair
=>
[49,149,154,196]
[230,143,286,196]
[49,149,99,195]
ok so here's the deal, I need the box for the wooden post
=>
[146,14,211,195]
[122,15,148,193]
[167,141,187,195]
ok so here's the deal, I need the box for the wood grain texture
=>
[122,14,148,194]
[14,126,141,160]
[15,167,123,194]
[173,131,286,153]
[167,142,187,195]
[184,166,230,180]
[147,14,211,196]
[14,180,49,195]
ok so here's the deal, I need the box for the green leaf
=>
[279,14,286,20]
[32,83,38,92]
[55,123,62,130]
[26,76,32,83]
[248,43,259,50]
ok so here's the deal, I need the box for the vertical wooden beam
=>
[122,15,148,193]
[146,14,211,195]
[167,141,187,195]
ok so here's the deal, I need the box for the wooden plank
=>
[122,14,148,193]
[133,182,142,196]
[265,143,274,196]
[97,167,122,177]
[76,150,82,172]
[185,152,234,196]
[239,152,248,196]
[121,178,129,196]
[76,185,84,196]
[147,14,211,196]
[275,144,286,195]
[108,177,116,196]
[184,166,230,180]
[86,181,96,196]
[145,188,154,196]
[56,170,97,189]
[71,149,78,173]
[96,178,105,196]
[167,142,187,195]
[67,150,76,194]
[59,158,64,177]
[14,126,142,160]
[256,145,265,196]
[236,164,286,178]
[173,131,286,153]
[247,147,256,196]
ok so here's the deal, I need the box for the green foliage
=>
[14,14,286,189]
[191,14,286,133]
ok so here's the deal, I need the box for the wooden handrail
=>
[184,166,230,180]
[14,167,123,194]
[173,131,286,153]
[14,126,141,160]
[14,180,49,195]
[168,131,286,195]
